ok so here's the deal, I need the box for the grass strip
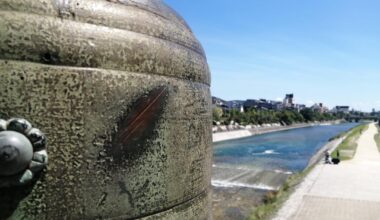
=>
[374,124,380,152]
[330,124,369,160]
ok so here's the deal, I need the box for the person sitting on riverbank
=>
[324,150,332,164]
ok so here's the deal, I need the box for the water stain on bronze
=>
[107,86,169,163]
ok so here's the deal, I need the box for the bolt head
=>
[0,131,33,176]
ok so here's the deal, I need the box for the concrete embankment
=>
[212,166,292,220]
[213,123,313,143]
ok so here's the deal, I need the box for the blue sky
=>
[165,0,380,111]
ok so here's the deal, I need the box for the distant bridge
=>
[345,115,379,123]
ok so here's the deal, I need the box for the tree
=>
[300,108,315,122]
[212,107,223,121]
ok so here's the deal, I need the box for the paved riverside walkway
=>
[273,123,380,220]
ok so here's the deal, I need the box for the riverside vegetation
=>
[247,166,315,220]
[213,108,344,126]
[374,124,380,152]
[330,124,369,160]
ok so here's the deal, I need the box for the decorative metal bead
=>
[27,128,47,150]
[19,170,33,184]
[0,119,6,131]
[7,118,32,134]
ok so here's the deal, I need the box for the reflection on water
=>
[213,123,359,172]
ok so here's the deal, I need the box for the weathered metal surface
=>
[0,0,211,219]
[0,0,210,85]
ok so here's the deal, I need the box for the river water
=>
[214,123,359,172]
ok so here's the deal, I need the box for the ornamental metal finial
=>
[0,118,48,188]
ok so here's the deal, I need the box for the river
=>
[211,123,359,219]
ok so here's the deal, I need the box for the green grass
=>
[330,124,369,160]
[374,125,380,152]
[328,130,347,142]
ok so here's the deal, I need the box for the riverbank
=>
[247,131,348,220]
[213,121,342,143]
[273,123,380,220]
[212,123,357,220]
[212,136,346,220]
[306,135,346,169]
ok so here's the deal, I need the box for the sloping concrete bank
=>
[245,132,347,220]
[213,123,314,143]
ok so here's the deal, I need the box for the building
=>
[269,100,284,110]
[213,94,311,113]
[295,104,306,112]
[331,106,350,114]
[283,94,294,108]
[212,97,245,112]
[311,103,329,113]
[212,96,229,112]
[244,99,279,110]
[226,100,245,113]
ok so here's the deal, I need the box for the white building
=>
[331,106,350,114]
[311,103,329,113]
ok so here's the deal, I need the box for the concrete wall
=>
[0,0,211,219]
